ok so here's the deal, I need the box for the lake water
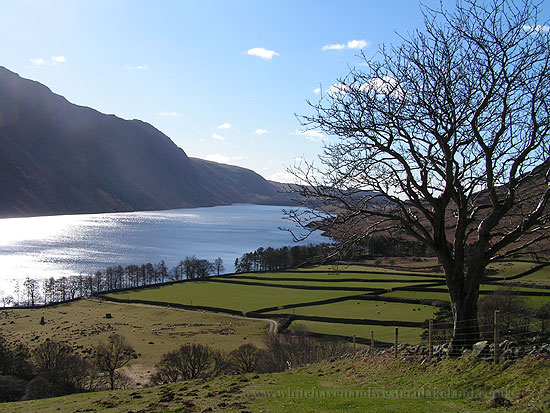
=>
[0,204,327,293]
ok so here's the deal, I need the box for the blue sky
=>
[2,1,548,182]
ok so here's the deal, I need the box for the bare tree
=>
[289,0,550,354]
[213,257,225,276]
[229,344,260,373]
[23,277,39,306]
[33,340,92,396]
[94,333,135,390]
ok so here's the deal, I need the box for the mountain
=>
[0,67,295,218]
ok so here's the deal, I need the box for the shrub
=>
[152,343,222,384]
[21,376,54,401]
[477,289,530,341]
[33,340,92,396]
[0,375,27,402]
[259,329,351,373]
[229,344,261,373]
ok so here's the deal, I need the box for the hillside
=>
[1,261,549,411]
[0,66,293,218]
[1,352,548,412]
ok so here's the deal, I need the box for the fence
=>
[280,305,550,365]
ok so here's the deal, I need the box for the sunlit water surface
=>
[0,204,326,293]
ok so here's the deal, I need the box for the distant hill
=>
[0,66,294,218]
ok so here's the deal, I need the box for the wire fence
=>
[279,305,550,365]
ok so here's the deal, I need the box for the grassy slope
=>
[0,299,268,384]
[2,354,548,412]
[2,261,549,411]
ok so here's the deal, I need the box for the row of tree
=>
[1,256,224,307]
[234,243,333,273]
[0,333,135,402]
[2,235,440,308]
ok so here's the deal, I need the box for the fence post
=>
[429,319,434,358]
[494,310,500,364]
[370,330,375,356]
[394,327,399,358]
[353,335,356,356]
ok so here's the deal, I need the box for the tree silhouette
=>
[290,0,550,354]
[94,333,135,390]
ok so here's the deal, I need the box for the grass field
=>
[105,281,357,313]
[2,260,549,411]
[217,278,433,291]
[267,300,436,322]
[0,299,268,384]
[102,260,549,344]
[290,320,425,344]
[231,268,440,281]
[485,261,540,278]
[295,264,443,276]
[3,353,547,412]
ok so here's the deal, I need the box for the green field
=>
[291,320,425,344]
[486,261,540,278]
[231,268,440,281]
[103,261,549,344]
[267,300,436,322]
[218,278,433,290]
[106,281,357,312]
[295,264,444,276]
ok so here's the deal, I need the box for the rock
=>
[487,393,511,408]
[472,341,490,358]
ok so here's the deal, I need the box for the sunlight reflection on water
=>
[0,204,326,293]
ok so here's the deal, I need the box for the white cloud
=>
[127,65,148,70]
[157,111,181,117]
[246,47,279,60]
[327,82,350,97]
[324,77,404,99]
[30,56,67,67]
[212,133,225,141]
[523,24,550,33]
[322,43,346,51]
[254,129,269,135]
[51,55,67,63]
[296,129,324,142]
[313,87,321,94]
[322,39,370,51]
[347,39,370,49]
[360,76,404,98]
[267,171,296,183]
[205,154,231,163]
[30,58,46,66]
[217,122,232,129]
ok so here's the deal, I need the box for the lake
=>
[0,204,327,294]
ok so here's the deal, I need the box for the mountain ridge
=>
[0,66,294,218]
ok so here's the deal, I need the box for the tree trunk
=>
[109,370,115,390]
[449,296,480,356]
